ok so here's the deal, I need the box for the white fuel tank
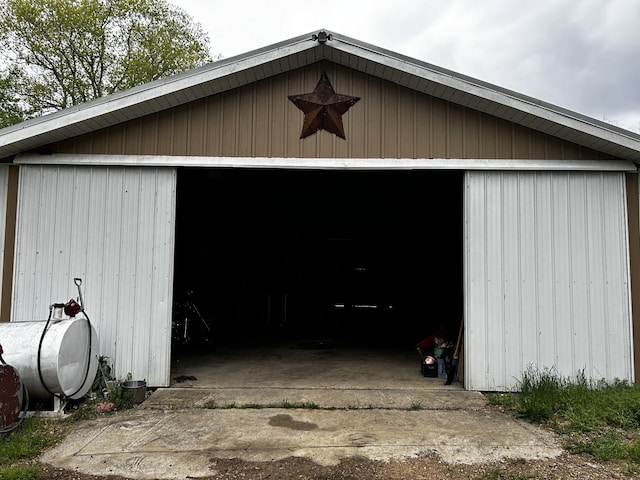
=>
[0,318,98,399]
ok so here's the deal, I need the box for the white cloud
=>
[170,0,640,133]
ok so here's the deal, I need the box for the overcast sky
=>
[170,0,640,134]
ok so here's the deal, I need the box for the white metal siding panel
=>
[0,165,8,308]
[535,175,558,368]
[485,173,505,388]
[13,165,176,386]
[464,171,633,391]
[465,174,488,386]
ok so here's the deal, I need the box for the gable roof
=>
[1,29,639,161]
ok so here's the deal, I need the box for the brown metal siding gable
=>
[46,62,616,161]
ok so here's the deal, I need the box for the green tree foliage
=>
[0,0,212,127]
[0,68,24,126]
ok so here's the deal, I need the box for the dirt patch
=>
[36,453,635,480]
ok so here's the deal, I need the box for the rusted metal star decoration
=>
[288,72,360,140]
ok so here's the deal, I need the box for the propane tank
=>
[0,319,98,400]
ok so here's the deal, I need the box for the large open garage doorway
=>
[170,168,463,388]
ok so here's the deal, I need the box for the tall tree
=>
[0,0,212,126]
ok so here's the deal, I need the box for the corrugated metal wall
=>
[465,171,633,391]
[12,165,176,386]
[50,63,614,161]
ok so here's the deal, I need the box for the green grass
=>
[0,465,43,480]
[487,366,640,467]
[0,417,63,480]
[571,431,640,463]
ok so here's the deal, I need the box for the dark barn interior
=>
[172,168,463,352]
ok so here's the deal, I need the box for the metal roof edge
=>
[15,153,637,172]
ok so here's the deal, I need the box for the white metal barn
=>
[0,31,639,391]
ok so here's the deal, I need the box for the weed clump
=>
[488,366,640,466]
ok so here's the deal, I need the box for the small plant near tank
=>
[66,357,135,419]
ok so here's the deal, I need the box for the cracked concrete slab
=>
[40,345,562,479]
[42,402,561,480]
